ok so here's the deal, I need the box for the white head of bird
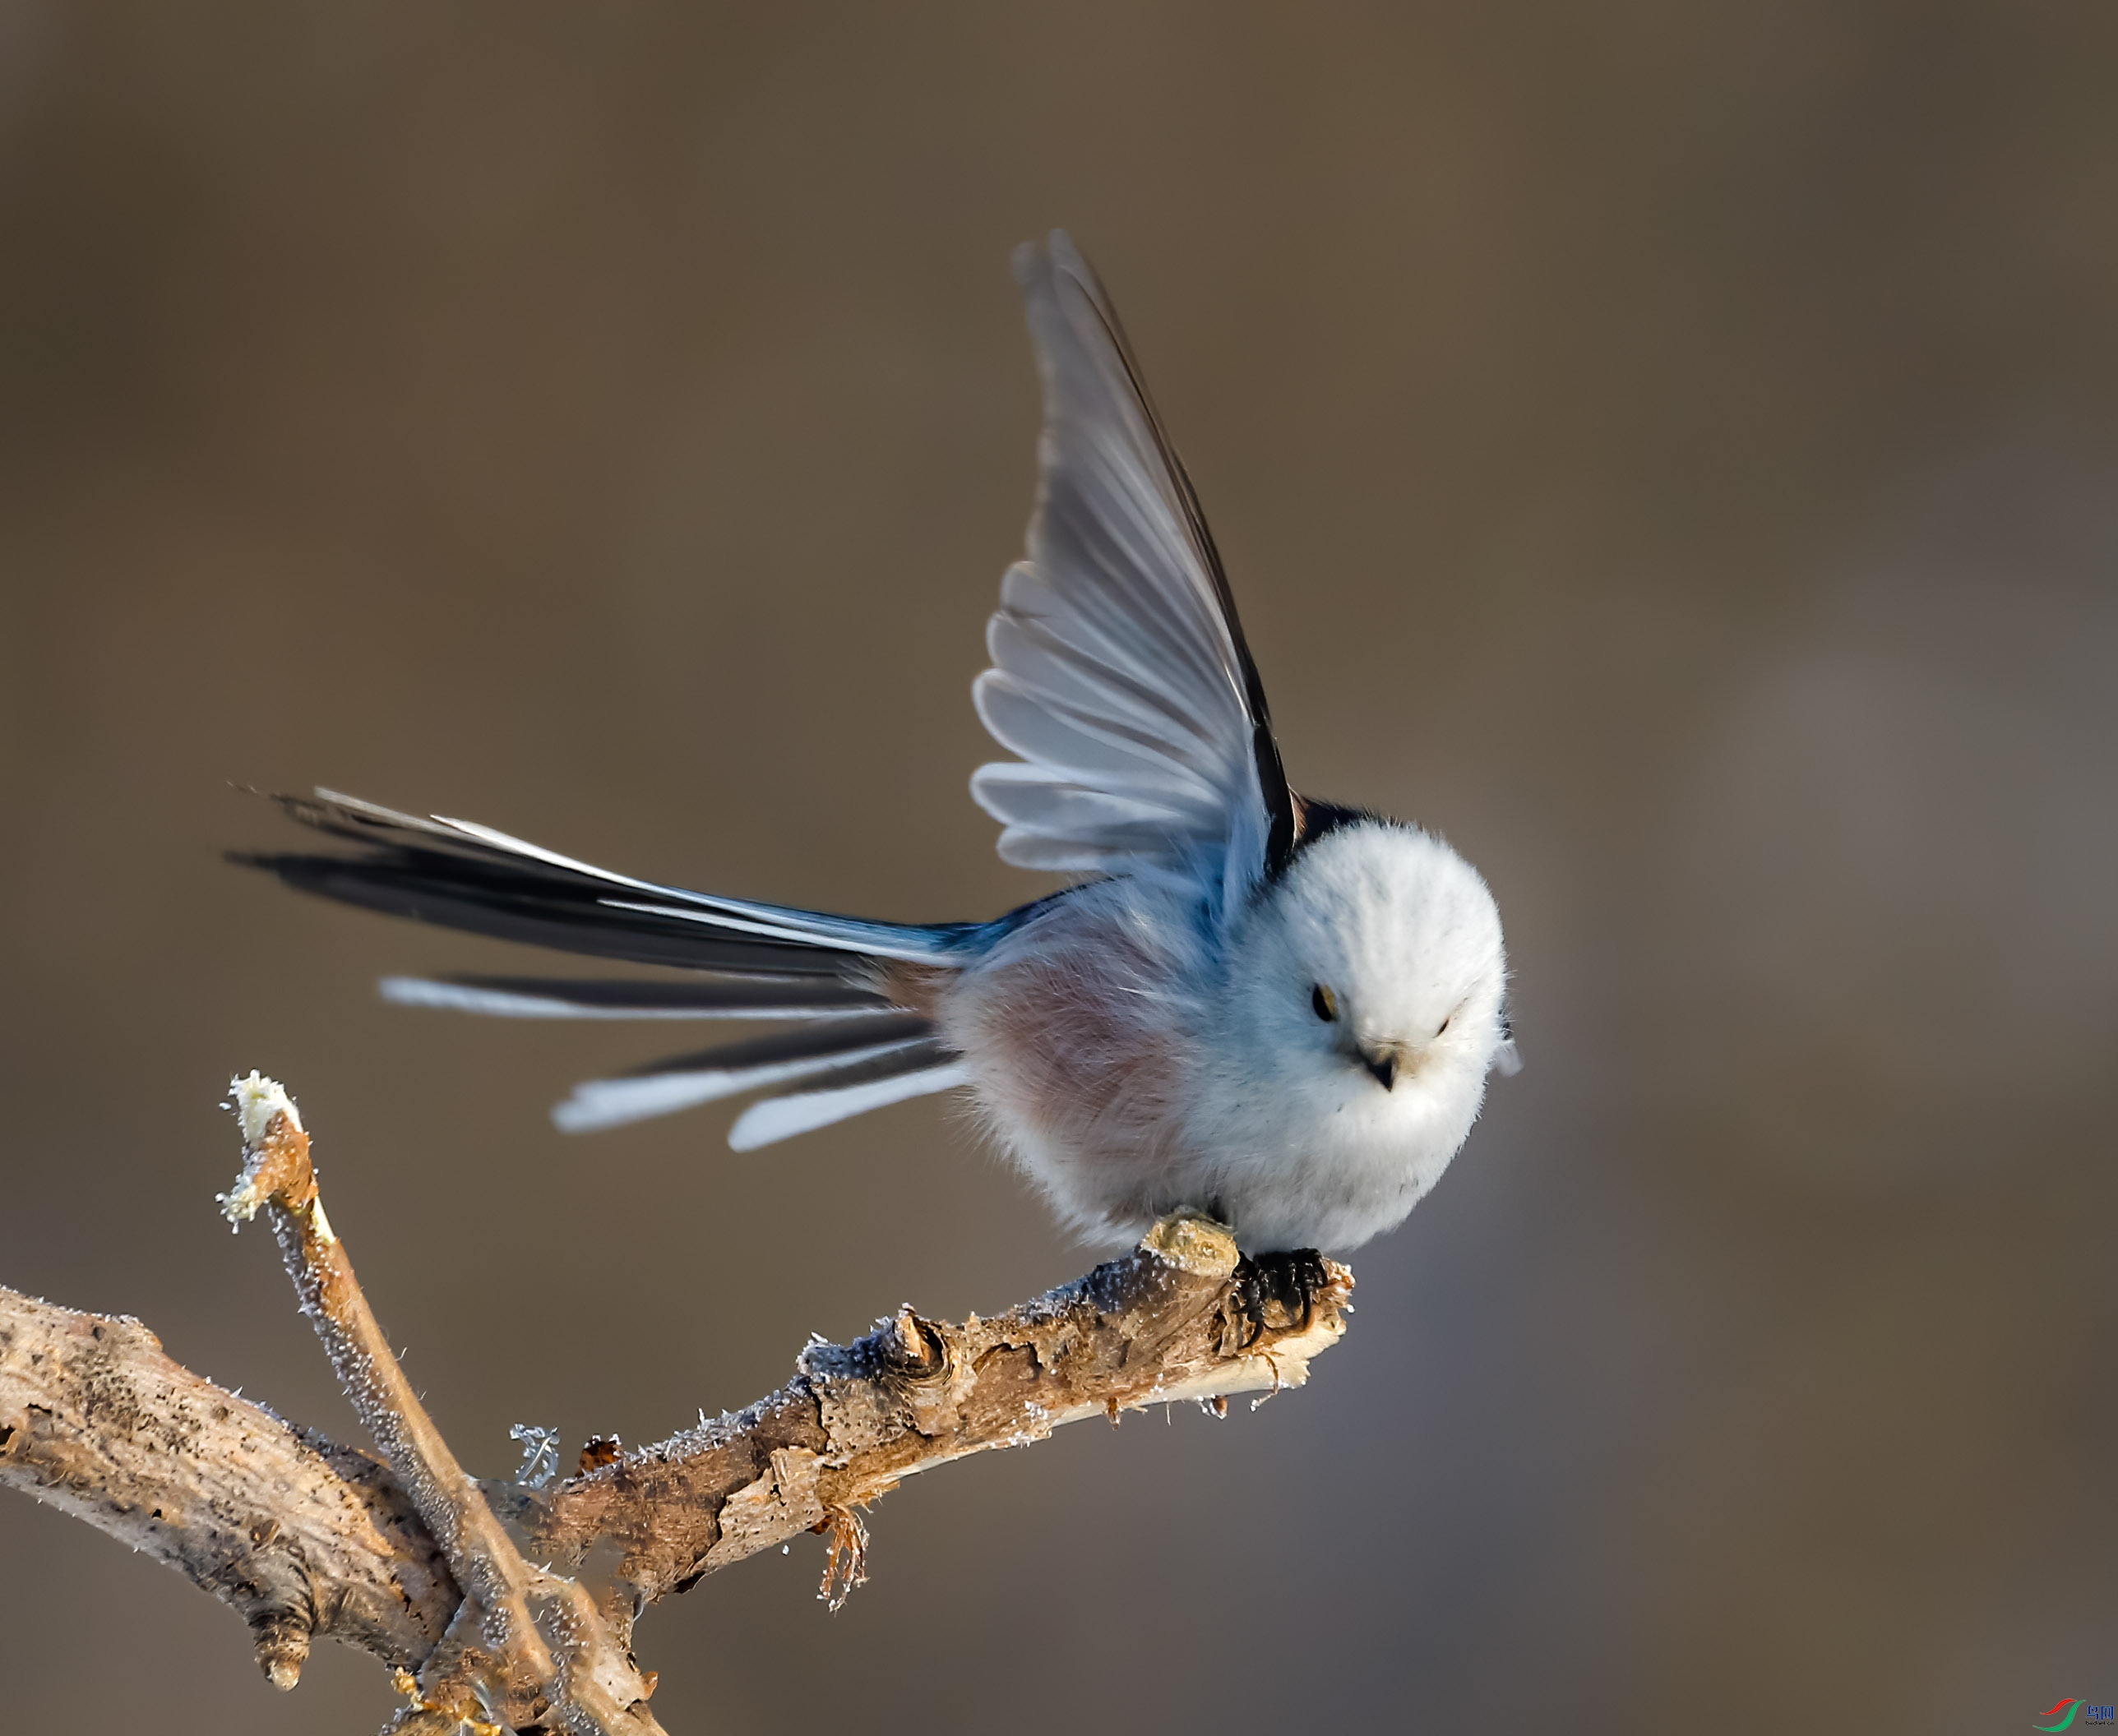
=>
[1181,820,1510,1250]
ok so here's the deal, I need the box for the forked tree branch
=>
[215,1075,659,1732]
[0,1075,1353,1731]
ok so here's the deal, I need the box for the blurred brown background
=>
[2,5,2115,1731]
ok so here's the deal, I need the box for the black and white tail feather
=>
[238,790,975,1145]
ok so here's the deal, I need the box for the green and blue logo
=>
[2038,1701,2117,1731]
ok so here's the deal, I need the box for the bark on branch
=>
[0,1287,458,1682]
[0,1075,1353,1730]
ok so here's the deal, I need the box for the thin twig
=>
[220,1073,660,1734]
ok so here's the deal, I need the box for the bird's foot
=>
[1228,1248,1334,1349]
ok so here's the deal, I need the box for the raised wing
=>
[970,232,1293,897]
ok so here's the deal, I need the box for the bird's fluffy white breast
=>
[1186,823,1510,1249]
[944,821,1509,1253]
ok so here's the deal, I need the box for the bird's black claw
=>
[1228,1248,1333,1348]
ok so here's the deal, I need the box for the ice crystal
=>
[510,1422,561,1489]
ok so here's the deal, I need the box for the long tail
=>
[237,791,973,1143]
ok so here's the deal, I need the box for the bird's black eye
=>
[1311,984,1339,1023]
[1436,1014,1451,1036]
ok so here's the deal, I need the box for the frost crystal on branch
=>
[511,1424,562,1489]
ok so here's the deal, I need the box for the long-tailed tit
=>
[245,233,1516,1254]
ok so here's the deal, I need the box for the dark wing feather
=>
[1057,247,1295,874]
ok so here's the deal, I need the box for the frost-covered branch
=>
[502,1213,1351,1609]
[0,1074,1353,1730]
[217,1073,659,1734]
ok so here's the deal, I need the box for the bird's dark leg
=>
[1228,1248,1334,1348]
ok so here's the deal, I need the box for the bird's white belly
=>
[941,885,1198,1244]
[940,882,1484,1253]
[1179,1065,1480,1253]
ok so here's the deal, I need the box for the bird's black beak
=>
[1362,1047,1397,1092]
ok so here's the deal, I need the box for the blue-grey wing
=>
[972,232,1293,896]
